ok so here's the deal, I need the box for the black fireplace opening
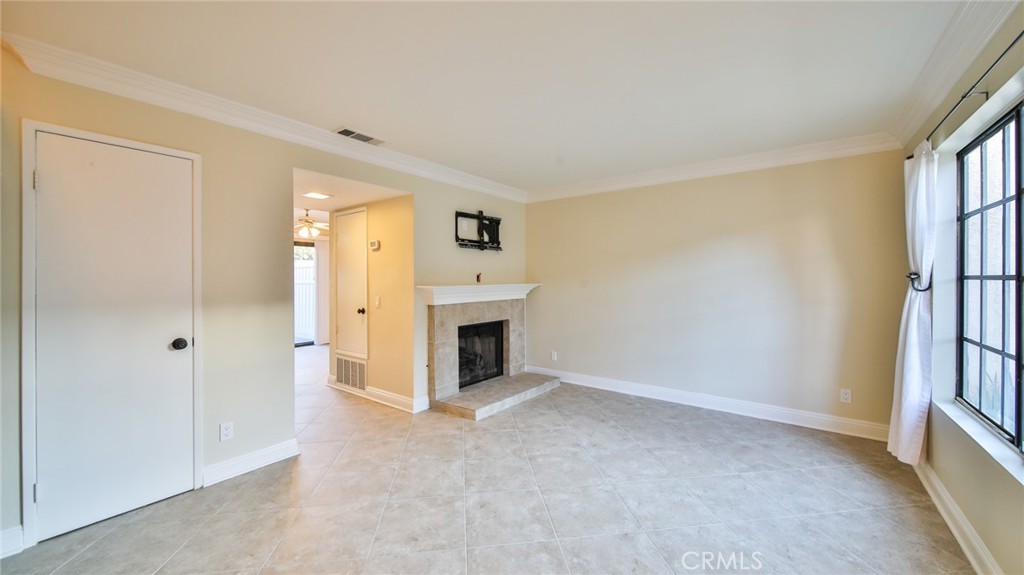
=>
[458,321,504,388]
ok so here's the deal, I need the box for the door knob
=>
[171,338,189,350]
[357,308,366,315]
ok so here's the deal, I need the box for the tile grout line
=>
[359,410,416,568]
[43,525,118,575]
[461,420,469,572]
[515,417,573,575]
[758,515,887,575]
[145,510,222,575]
[584,404,674,574]
[22,370,960,575]
[281,382,390,571]
[251,508,303,575]
[179,430,304,573]
[252,425,356,574]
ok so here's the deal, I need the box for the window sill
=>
[932,397,1024,486]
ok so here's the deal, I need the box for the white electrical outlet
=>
[219,422,234,441]
[550,350,558,362]
[840,389,852,404]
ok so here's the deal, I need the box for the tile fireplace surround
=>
[419,284,559,419]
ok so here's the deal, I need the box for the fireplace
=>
[458,321,504,388]
[421,284,539,403]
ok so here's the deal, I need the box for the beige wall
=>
[0,47,524,531]
[0,55,19,535]
[920,7,1024,573]
[367,196,416,397]
[327,195,416,398]
[927,408,1024,574]
[526,150,906,424]
[412,186,527,401]
[413,188,526,287]
[325,175,528,405]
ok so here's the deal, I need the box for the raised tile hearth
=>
[432,372,560,420]
[419,284,557,420]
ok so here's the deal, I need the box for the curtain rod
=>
[906,28,1024,160]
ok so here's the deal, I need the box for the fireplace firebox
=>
[458,321,504,388]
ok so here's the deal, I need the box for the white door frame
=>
[20,120,204,548]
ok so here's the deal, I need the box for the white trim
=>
[327,377,420,414]
[20,122,39,548]
[528,133,901,202]
[914,462,1004,575]
[190,147,205,492]
[412,395,431,414]
[931,69,1024,487]
[527,366,889,441]
[889,1,1020,145]
[0,33,945,208]
[932,400,1024,487]
[416,284,541,305]
[20,121,203,548]
[3,34,527,204]
[1,527,24,559]
[5,10,1018,206]
[938,65,1024,156]
[202,440,299,487]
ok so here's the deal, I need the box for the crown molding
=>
[889,0,1020,146]
[2,34,528,203]
[528,132,902,203]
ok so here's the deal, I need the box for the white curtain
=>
[888,140,937,465]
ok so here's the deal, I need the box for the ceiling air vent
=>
[336,127,385,146]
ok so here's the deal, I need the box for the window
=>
[957,102,1023,452]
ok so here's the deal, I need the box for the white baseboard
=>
[202,439,299,487]
[327,377,426,413]
[412,395,430,413]
[527,366,889,441]
[1,526,24,559]
[914,462,1002,575]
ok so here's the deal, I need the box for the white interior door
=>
[32,129,195,541]
[335,209,368,358]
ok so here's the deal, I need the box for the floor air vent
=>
[336,357,367,390]
[335,127,385,146]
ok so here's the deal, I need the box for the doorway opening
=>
[292,168,409,408]
[294,242,317,347]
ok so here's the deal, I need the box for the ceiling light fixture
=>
[296,209,320,238]
[302,191,331,200]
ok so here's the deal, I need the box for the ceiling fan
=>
[295,209,330,238]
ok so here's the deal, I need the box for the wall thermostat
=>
[369,240,381,251]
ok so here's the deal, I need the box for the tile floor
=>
[3,344,973,575]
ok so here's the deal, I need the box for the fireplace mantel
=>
[416,283,540,305]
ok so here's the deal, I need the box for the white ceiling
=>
[2,2,1016,201]
[293,168,409,214]
[293,168,410,239]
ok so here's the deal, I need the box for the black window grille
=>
[957,101,1023,453]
